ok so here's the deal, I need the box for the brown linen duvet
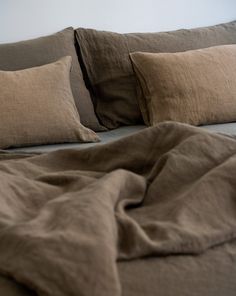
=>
[0,122,236,296]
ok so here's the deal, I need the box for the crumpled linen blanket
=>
[0,122,236,296]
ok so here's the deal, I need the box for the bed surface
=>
[202,122,236,134]
[8,125,146,153]
[1,122,236,296]
[7,122,236,153]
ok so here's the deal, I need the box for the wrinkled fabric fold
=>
[0,122,236,295]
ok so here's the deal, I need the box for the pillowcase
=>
[76,21,236,129]
[0,27,105,132]
[130,45,236,126]
[0,56,99,149]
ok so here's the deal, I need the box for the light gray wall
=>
[0,0,236,43]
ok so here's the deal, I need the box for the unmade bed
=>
[1,122,236,296]
[2,19,236,296]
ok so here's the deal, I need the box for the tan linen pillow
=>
[130,45,236,126]
[0,56,99,149]
[0,28,105,132]
[76,21,236,129]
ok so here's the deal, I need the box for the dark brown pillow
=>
[0,27,105,132]
[76,21,236,129]
[130,45,236,126]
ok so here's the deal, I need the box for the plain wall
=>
[0,0,236,43]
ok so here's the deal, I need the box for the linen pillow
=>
[0,56,99,149]
[130,45,236,126]
[0,27,105,131]
[76,21,236,129]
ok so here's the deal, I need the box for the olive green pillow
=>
[130,45,236,126]
[0,56,99,149]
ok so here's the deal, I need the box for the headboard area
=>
[0,0,236,43]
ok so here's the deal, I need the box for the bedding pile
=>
[0,122,236,295]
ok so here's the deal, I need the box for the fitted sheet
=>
[8,125,146,153]
[7,122,236,153]
[202,122,236,134]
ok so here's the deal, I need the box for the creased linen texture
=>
[0,56,99,149]
[0,27,104,131]
[76,21,236,128]
[130,45,236,126]
[0,123,236,295]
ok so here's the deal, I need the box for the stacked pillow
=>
[1,21,236,149]
[0,28,103,149]
[0,56,99,149]
[76,20,236,128]
[0,27,105,132]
